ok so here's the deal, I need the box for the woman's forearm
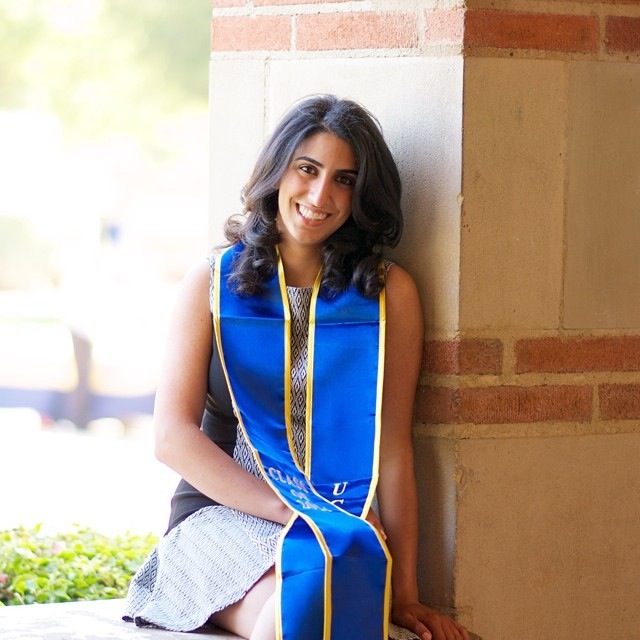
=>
[155,419,292,526]
[379,459,422,605]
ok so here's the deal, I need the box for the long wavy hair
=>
[223,94,403,298]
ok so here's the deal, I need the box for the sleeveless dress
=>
[123,260,419,640]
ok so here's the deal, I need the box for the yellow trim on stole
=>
[377,287,393,635]
[275,254,300,471]
[276,254,333,640]
[303,271,323,478]
[212,248,335,640]
[212,249,390,638]
[303,273,390,637]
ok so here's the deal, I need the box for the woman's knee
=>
[210,568,276,639]
[250,592,277,640]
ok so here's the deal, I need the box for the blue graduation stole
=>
[213,244,391,640]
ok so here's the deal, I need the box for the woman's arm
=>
[377,265,468,640]
[153,259,291,526]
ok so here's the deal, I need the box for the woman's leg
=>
[249,592,277,640]
[210,568,276,640]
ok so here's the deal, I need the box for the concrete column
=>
[207,2,640,638]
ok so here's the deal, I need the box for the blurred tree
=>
[0,0,210,144]
[0,1,48,109]
[0,216,55,289]
[0,0,210,429]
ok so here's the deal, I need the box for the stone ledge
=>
[0,598,481,639]
[0,598,238,639]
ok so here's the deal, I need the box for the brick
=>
[605,16,640,54]
[424,8,465,45]
[417,385,593,425]
[515,336,640,374]
[599,384,640,420]
[416,386,460,425]
[458,385,592,424]
[297,12,418,51]
[423,339,502,375]
[211,15,291,51]
[464,9,599,54]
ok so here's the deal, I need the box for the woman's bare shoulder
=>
[169,258,214,318]
[385,263,420,308]
[180,257,213,289]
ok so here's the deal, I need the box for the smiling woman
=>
[121,95,469,640]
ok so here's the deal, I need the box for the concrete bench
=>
[0,598,480,639]
[0,598,239,639]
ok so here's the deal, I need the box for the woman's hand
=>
[365,508,387,540]
[393,601,469,640]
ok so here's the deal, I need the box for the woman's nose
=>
[308,176,331,207]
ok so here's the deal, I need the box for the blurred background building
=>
[0,0,210,431]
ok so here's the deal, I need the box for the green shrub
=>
[0,524,158,606]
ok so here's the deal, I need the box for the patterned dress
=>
[123,285,311,631]
[123,269,419,639]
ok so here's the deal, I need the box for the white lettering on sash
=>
[266,467,335,513]
[330,481,349,506]
[290,489,330,512]
[332,481,348,496]
[267,467,309,493]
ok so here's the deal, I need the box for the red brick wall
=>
[209,1,640,431]
[210,2,465,54]
[464,7,640,60]
[419,336,640,425]
[210,1,640,60]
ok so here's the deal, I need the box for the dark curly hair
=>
[223,94,403,298]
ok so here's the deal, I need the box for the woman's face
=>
[276,132,357,253]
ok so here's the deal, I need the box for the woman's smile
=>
[297,203,330,222]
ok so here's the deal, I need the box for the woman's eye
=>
[299,164,316,175]
[336,174,355,187]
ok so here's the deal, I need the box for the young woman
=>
[124,95,468,640]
